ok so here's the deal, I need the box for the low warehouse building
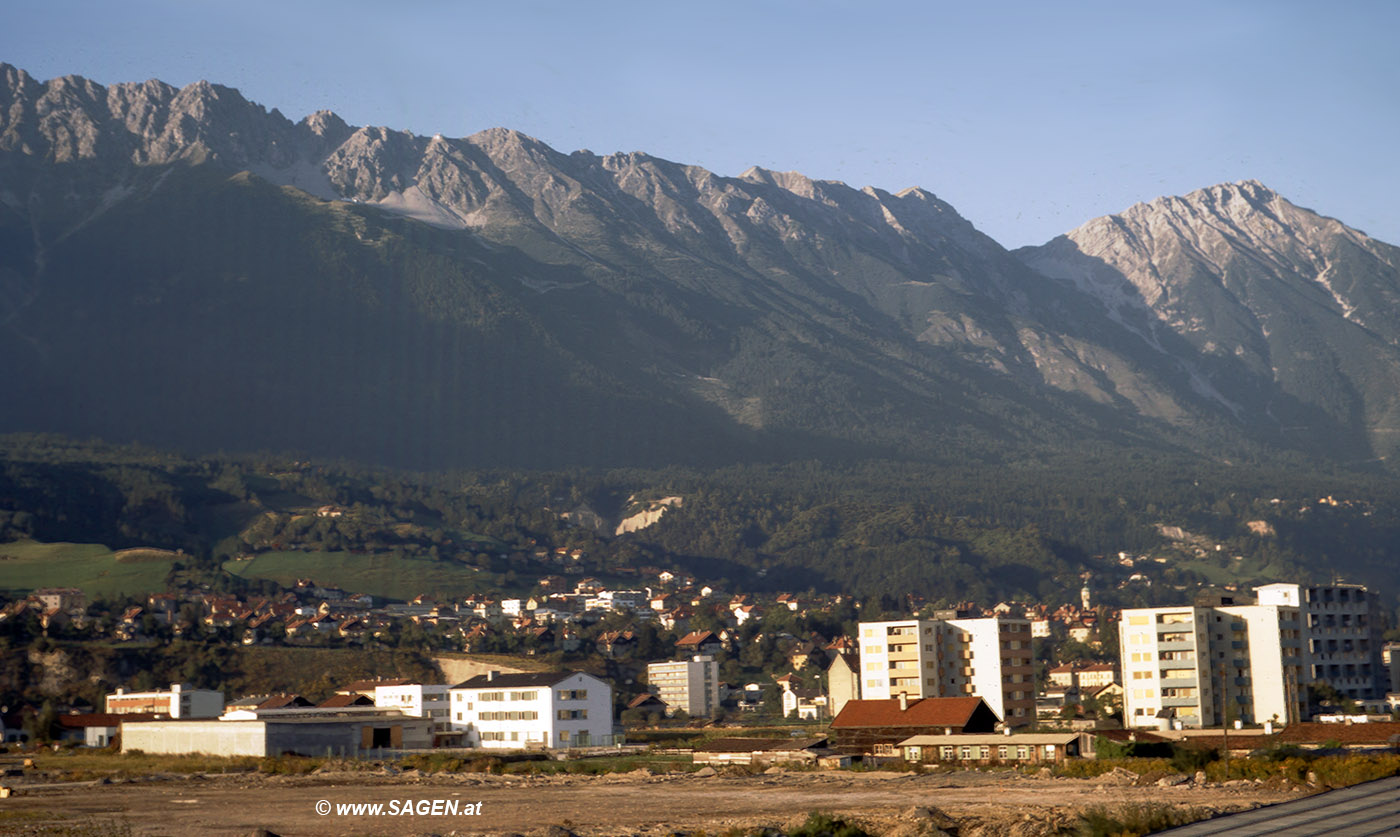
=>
[121,710,432,757]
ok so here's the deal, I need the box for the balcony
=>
[1161,696,1200,707]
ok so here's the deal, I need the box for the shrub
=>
[1076,803,1210,837]
[1309,754,1400,788]
[786,812,871,837]
[1168,744,1217,774]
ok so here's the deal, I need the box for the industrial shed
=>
[121,712,432,757]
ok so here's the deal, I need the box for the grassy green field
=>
[223,550,493,600]
[0,540,178,597]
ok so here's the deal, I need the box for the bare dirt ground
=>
[0,768,1301,836]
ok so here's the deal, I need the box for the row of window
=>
[477,711,539,721]
[472,690,539,702]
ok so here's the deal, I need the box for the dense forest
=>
[2,434,1398,611]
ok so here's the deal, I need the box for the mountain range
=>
[3,63,1398,471]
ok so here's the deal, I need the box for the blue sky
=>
[4,0,1397,248]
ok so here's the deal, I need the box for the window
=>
[509,691,538,701]
[940,746,954,760]
[558,689,587,700]
[998,745,1008,759]
[557,709,588,720]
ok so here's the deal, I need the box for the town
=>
[4,572,1398,768]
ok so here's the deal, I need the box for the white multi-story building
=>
[1255,583,1386,701]
[449,671,614,749]
[105,683,224,719]
[373,683,452,734]
[1120,604,1306,729]
[858,614,1036,725]
[647,655,720,717]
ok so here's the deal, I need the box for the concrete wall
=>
[123,720,270,756]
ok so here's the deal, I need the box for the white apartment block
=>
[373,683,452,733]
[858,615,1036,725]
[105,683,224,718]
[1255,583,1386,701]
[1120,604,1305,729]
[646,655,720,717]
[449,671,613,749]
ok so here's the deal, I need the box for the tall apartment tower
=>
[1120,604,1305,729]
[646,655,720,717]
[1254,583,1386,701]
[858,614,1036,725]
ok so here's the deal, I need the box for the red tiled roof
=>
[830,697,991,729]
[677,630,718,646]
[1276,722,1400,745]
[317,693,374,708]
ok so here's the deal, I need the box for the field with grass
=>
[222,550,492,600]
[0,540,179,597]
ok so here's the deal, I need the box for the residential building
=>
[899,731,1090,765]
[826,650,861,718]
[104,683,224,719]
[373,683,452,736]
[1119,603,1306,729]
[858,615,1035,725]
[1255,583,1387,701]
[449,670,614,749]
[647,655,720,717]
[829,695,999,756]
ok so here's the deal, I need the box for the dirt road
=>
[0,768,1300,836]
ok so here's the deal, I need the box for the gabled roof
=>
[317,693,374,708]
[677,630,719,647]
[451,671,589,690]
[627,693,666,709]
[830,697,997,729]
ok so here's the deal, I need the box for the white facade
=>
[647,655,720,717]
[858,616,1035,725]
[1255,583,1386,701]
[105,683,224,719]
[374,683,452,733]
[1120,604,1305,729]
[449,671,614,749]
